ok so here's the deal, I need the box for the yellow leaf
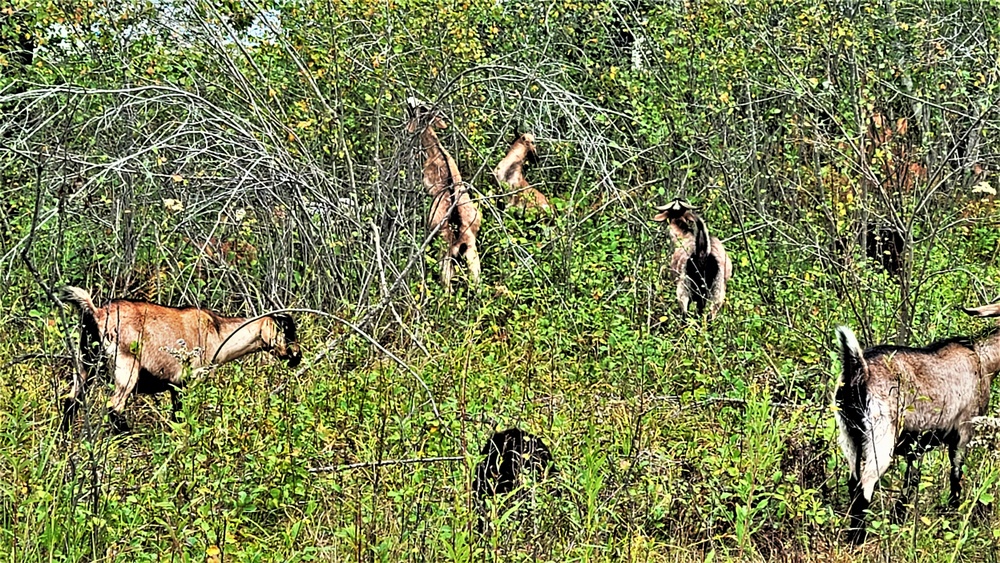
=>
[171,174,183,183]
[162,198,184,212]
[972,181,995,196]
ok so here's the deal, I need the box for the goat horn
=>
[963,303,1000,318]
[653,199,697,212]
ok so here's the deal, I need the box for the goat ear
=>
[652,211,668,222]
[270,313,298,340]
[512,124,523,144]
[963,304,1000,318]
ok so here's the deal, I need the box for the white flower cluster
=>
[160,339,203,367]
[968,416,1000,457]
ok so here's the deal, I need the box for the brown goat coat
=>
[62,286,299,430]
[835,317,1000,542]
[494,133,550,213]
[408,107,481,291]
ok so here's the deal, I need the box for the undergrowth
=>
[2,210,999,562]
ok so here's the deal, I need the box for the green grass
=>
[3,213,1000,562]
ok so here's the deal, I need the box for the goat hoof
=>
[891,501,909,524]
[845,527,867,545]
[108,412,131,435]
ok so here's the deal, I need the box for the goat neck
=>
[494,139,531,187]
[207,315,278,365]
[964,304,1000,377]
[972,329,1000,379]
[417,125,461,198]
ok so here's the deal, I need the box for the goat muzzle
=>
[284,343,302,367]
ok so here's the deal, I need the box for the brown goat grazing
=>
[494,132,551,215]
[835,312,1000,543]
[406,97,481,292]
[653,199,733,320]
[60,286,301,433]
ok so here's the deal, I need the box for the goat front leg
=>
[948,431,969,508]
[892,432,920,523]
[170,385,184,422]
[108,355,141,434]
[61,365,89,432]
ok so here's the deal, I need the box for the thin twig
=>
[309,455,465,474]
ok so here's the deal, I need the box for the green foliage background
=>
[2,0,1000,560]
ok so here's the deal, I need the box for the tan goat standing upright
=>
[494,132,551,215]
[406,98,481,292]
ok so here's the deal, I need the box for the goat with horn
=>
[652,199,732,320]
[60,286,301,433]
[834,304,1000,543]
[406,97,482,292]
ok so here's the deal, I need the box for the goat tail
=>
[834,325,868,482]
[836,326,865,386]
[60,286,97,318]
[693,216,710,258]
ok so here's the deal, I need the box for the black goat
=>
[472,428,558,532]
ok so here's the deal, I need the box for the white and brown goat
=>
[653,199,732,320]
[406,98,481,292]
[835,306,1000,543]
[494,132,551,215]
[60,286,301,433]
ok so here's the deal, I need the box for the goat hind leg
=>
[708,280,726,321]
[848,408,895,543]
[441,251,455,293]
[846,474,870,544]
[170,386,184,422]
[61,366,88,432]
[107,356,140,434]
[676,282,691,318]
